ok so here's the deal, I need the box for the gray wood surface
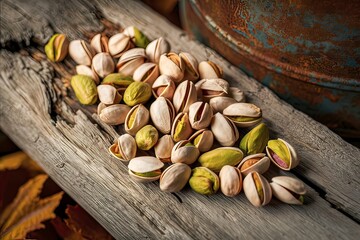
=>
[1,0,359,239]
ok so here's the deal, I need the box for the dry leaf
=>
[52,217,83,240]
[0,152,27,171]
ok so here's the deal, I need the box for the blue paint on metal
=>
[232,28,249,39]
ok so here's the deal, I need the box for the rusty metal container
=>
[180,0,360,137]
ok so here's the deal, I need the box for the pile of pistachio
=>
[45,26,306,207]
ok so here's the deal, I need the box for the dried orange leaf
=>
[0,152,27,171]
[52,217,83,240]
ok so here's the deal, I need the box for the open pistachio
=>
[198,61,223,79]
[195,78,229,101]
[150,97,175,134]
[152,75,176,100]
[189,167,219,195]
[69,40,95,66]
[171,140,200,165]
[209,96,237,113]
[76,65,100,84]
[237,153,270,176]
[92,52,114,78]
[97,102,107,115]
[133,62,159,86]
[211,113,239,147]
[266,138,299,170]
[135,125,159,150]
[239,123,269,155]
[219,165,242,197]
[154,135,174,163]
[188,102,213,130]
[160,163,191,192]
[198,147,243,172]
[71,75,98,105]
[128,156,164,183]
[159,53,184,82]
[101,73,134,93]
[223,103,262,127]
[125,104,150,135]
[45,33,69,62]
[171,112,193,142]
[97,85,122,105]
[179,52,199,81]
[99,104,130,125]
[270,176,306,205]
[229,87,245,102]
[108,134,137,162]
[173,80,197,113]
[188,129,213,152]
[117,48,147,76]
[123,26,150,48]
[243,172,272,207]
[108,33,133,58]
[123,81,152,107]
[90,33,109,53]
[146,37,170,63]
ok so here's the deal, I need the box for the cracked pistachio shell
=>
[198,61,223,79]
[133,62,159,86]
[152,75,176,100]
[116,48,147,76]
[189,102,213,130]
[239,123,269,155]
[150,97,175,134]
[229,87,245,102]
[123,26,150,48]
[71,75,98,105]
[198,147,243,173]
[99,104,130,125]
[173,80,197,113]
[188,129,213,153]
[69,40,96,66]
[266,138,299,170]
[270,176,306,205]
[211,113,239,147]
[189,167,219,195]
[179,52,199,81]
[76,65,100,84]
[45,33,69,62]
[91,53,115,78]
[128,156,164,183]
[101,73,134,92]
[123,81,152,107]
[90,33,109,53]
[171,112,193,142]
[160,163,191,192]
[154,135,174,163]
[209,96,237,113]
[243,172,272,207]
[108,134,137,162]
[108,33,133,58]
[195,78,229,101]
[237,153,270,176]
[97,85,122,105]
[159,53,184,82]
[125,104,150,136]
[135,125,159,150]
[146,37,170,63]
[171,140,200,165]
[223,103,262,127]
[97,102,107,115]
[219,165,242,197]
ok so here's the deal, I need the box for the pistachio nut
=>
[101,73,134,93]
[92,52,115,78]
[146,37,170,63]
[152,75,176,100]
[173,80,197,113]
[159,53,184,82]
[150,97,175,134]
[97,85,122,105]
[128,156,164,183]
[154,135,174,163]
[116,48,147,76]
[125,104,150,135]
[171,140,200,165]
[71,75,98,105]
[266,138,299,170]
[97,102,107,115]
[171,112,193,142]
[223,103,262,127]
[195,78,229,101]
[69,40,96,66]
[189,167,219,195]
[99,104,130,125]
[270,176,306,205]
[108,134,137,162]
[198,147,243,172]
[188,102,213,130]
[198,61,223,79]
[179,52,199,81]
[210,113,239,147]
[76,65,100,84]
[123,26,150,48]
[243,172,272,207]
[188,129,213,152]
[90,33,109,53]
[135,125,159,150]
[229,87,245,102]
[237,153,270,176]
[108,33,133,58]
[133,62,159,86]
[44,33,69,62]
[160,163,191,192]
[239,123,269,155]
[219,165,242,197]
[123,81,152,107]
[209,96,237,113]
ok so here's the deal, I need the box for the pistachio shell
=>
[123,26,150,48]
[97,85,122,105]
[92,52,115,78]
[209,96,237,113]
[90,33,109,53]
[97,102,107,115]
[135,125,159,150]
[195,78,229,101]
[116,48,147,76]
[270,176,306,205]
[128,156,164,183]
[239,123,269,155]
[188,102,213,130]
[99,104,130,125]
[133,62,159,86]
[71,75,98,105]
[108,134,137,162]
[108,33,133,58]
[69,40,95,66]
[152,75,176,100]
[243,172,272,207]
[219,165,242,197]
[266,138,299,170]
[171,140,200,165]
[171,112,193,142]
[146,37,170,63]
[188,129,213,152]
[154,135,174,163]
[198,61,223,79]
[44,33,69,62]
[150,97,175,134]
[76,65,100,84]
[237,153,270,176]
[123,81,152,107]
[159,53,184,82]
[189,167,219,195]
[198,147,243,172]
[160,163,191,192]
[179,52,199,81]
[173,80,197,113]
[223,103,262,127]
[125,104,150,136]
[211,113,239,147]
[229,87,245,102]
